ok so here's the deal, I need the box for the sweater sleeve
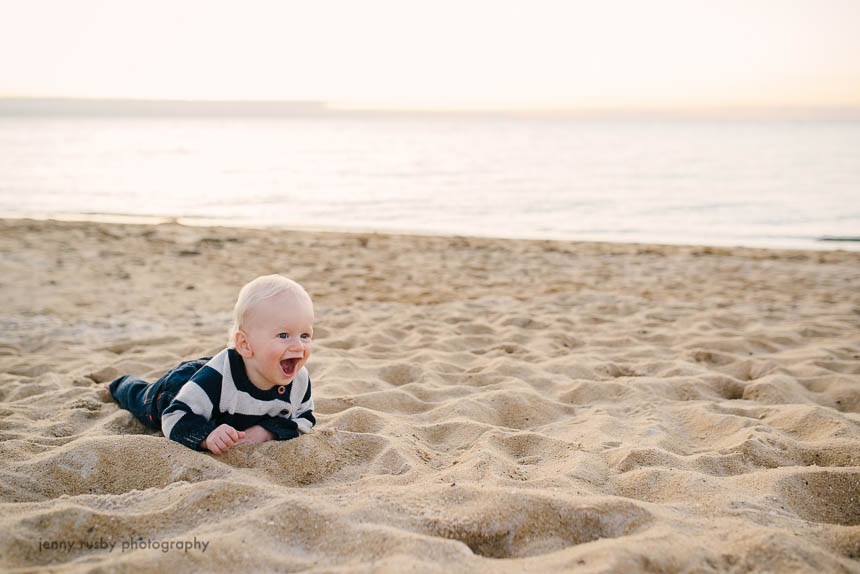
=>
[161,366,222,450]
[256,416,301,441]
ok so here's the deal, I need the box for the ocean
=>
[1,111,858,250]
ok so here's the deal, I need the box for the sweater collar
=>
[227,348,290,400]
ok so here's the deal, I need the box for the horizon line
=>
[1,96,860,119]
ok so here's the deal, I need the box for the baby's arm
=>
[161,373,223,450]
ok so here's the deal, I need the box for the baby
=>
[106,274,315,454]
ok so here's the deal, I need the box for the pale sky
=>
[1,0,859,110]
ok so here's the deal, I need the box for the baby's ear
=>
[234,330,253,358]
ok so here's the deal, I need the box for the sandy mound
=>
[1,219,858,573]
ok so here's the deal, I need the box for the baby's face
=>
[239,292,314,391]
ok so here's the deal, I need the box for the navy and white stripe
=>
[161,347,315,450]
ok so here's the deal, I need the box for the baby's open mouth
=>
[280,358,299,377]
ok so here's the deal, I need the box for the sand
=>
[0,218,858,573]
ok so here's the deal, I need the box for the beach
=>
[0,217,858,572]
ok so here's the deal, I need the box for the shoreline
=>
[3,212,859,253]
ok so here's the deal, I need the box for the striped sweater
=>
[161,347,315,450]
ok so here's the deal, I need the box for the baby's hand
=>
[202,424,245,454]
[234,425,275,445]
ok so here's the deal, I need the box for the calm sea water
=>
[1,114,858,250]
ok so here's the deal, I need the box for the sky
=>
[1,0,859,110]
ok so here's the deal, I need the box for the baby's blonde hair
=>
[228,275,313,345]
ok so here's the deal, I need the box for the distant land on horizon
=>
[1,97,859,119]
[0,98,328,117]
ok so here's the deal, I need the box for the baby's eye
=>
[278,333,288,339]
[300,333,311,340]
